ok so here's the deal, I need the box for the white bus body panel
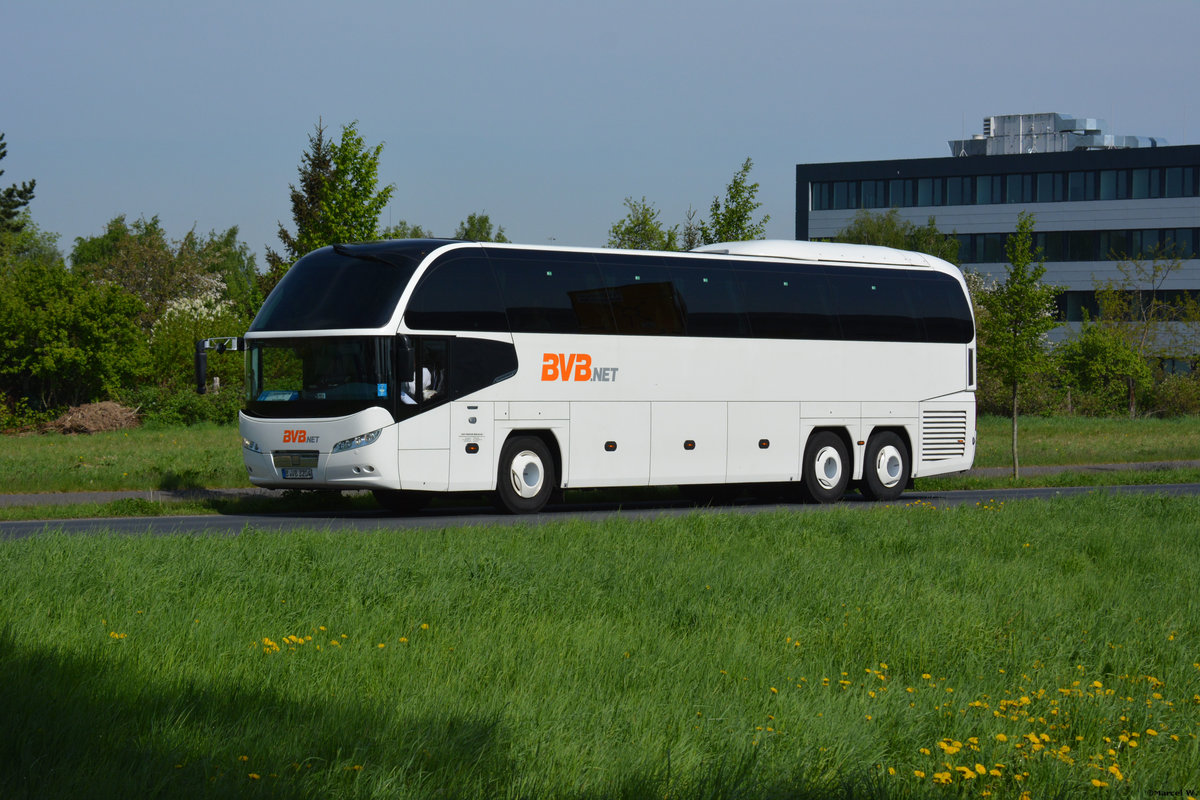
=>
[650,402,727,484]
[241,406,402,489]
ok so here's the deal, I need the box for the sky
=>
[3,0,1198,265]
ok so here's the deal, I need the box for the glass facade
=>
[955,228,1200,263]
[812,165,1200,211]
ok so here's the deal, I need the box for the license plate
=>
[282,468,313,479]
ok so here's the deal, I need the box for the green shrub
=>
[1147,371,1200,416]
[120,383,243,427]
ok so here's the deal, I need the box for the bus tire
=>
[372,489,431,514]
[800,431,849,504]
[496,435,555,514]
[860,431,910,502]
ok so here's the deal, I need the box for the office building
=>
[795,113,1200,325]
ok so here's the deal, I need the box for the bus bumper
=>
[239,409,401,490]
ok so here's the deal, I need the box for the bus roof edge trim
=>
[692,239,936,268]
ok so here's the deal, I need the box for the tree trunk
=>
[1010,381,1020,480]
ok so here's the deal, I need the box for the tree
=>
[454,212,509,242]
[0,217,148,410]
[698,158,769,245]
[71,216,256,329]
[834,208,960,265]
[323,122,395,243]
[379,220,434,239]
[607,197,678,250]
[263,120,395,293]
[976,212,1060,478]
[1092,244,1200,416]
[0,132,36,238]
[1056,317,1152,416]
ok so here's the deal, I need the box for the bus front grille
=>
[273,451,319,468]
[920,410,967,462]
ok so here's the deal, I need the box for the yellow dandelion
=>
[1092,779,1109,788]
[770,687,778,694]
[420,623,429,630]
[248,773,260,780]
[914,770,925,778]
[399,637,408,643]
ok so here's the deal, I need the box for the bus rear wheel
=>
[860,431,910,502]
[496,435,556,514]
[800,431,849,504]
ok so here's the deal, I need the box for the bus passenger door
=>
[449,401,495,491]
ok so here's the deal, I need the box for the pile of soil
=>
[45,402,141,434]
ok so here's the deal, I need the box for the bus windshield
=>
[250,241,447,331]
[244,336,396,419]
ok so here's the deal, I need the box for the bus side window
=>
[405,251,509,332]
[669,263,750,337]
[737,267,840,340]
[594,252,685,336]
[448,338,519,398]
[488,249,616,334]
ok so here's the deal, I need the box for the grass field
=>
[2,493,1199,798]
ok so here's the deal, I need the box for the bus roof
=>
[691,239,937,268]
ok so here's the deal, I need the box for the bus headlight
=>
[332,428,382,454]
[243,437,262,453]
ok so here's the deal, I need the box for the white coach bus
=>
[234,239,976,513]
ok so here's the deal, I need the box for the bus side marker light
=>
[684,440,696,450]
[759,439,770,449]
[604,441,617,452]
[465,443,480,454]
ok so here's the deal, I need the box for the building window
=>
[808,163,1197,213]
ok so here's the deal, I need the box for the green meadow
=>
[2,493,1198,798]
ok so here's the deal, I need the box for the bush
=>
[119,383,243,427]
[1146,372,1200,416]
[976,360,1066,417]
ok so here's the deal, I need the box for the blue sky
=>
[3,0,1197,264]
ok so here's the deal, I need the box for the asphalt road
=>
[2,481,1199,540]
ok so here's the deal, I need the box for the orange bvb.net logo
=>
[541,353,619,382]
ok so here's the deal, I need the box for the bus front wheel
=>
[496,436,556,514]
[860,432,910,502]
[801,431,849,504]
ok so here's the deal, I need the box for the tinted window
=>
[448,338,518,399]
[250,242,429,331]
[405,249,509,332]
[737,267,840,340]
[908,272,975,343]
[828,268,924,342]
[669,261,750,337]
[594,252,685,335]
[488,249,615,334]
